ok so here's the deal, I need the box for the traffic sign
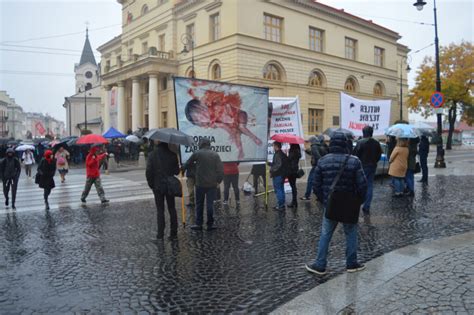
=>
[430,91,444,108]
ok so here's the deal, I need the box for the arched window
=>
[85,83,92,91]
[263,63,282,81]
[141,5,149,15]
[373,82,384,96]
[344,77,358,92]
[211,64,221,80]
[127,12,133,24]
[309,71,324,87]
[186,67,196,78]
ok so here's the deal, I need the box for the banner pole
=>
[265,162,269,208]
[180,170,186,227]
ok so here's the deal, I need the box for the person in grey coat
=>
[183,139,224,231]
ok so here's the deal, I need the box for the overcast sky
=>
[0,0,472,123]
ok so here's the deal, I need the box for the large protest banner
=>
[108,87,118,128]
[174,77,269,163]
[340,92,391,137]
[267,97,304,161]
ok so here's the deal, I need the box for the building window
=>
[141,4,149,16]
[309,27,323,52]
[161,77,168,90]
[127,12,133,24]
[264,13,283,43]
[116,55,122,67]
[210,13,220,41]
[186,23,195,46]
[344,77,357,92]
[263,63,282,81]
[345,37,357,60]
[308,109,324,133]
[374,46,384,67]
[211,64,221,80]
[142,42,148,54]
[373,82,384,96]
[159,34,165,51]
[128,48,133,60]
[161,112,168,128]
[186,67,195,78]
[85,83,92,90]
[333,116,340,126]
[309,70,324,87]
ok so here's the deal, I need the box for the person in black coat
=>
[287,143,302,208]
[37,149,56,210]
[418,135,430,183]
[146,141,180,240]
[270,142,289,210]
[0,148,21,209]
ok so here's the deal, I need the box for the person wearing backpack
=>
[21,149,35,178]
[55,146,70,183]
[270,141,288,211]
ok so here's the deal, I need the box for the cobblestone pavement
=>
[340,245,474,315]
[0,175,473,313]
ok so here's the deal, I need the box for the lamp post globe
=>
[413,0,427,10]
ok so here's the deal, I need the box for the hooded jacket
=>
[313,133,367,206]
[85,147,107,178]
[1,148,21,180]
[306,136,328,167]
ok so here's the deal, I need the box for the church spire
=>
[79,28,97,66]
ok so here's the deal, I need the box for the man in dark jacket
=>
[183,139,224,231]
[306,132,367,275]
[0,148,21,209]
[270,141,288,210]
[418,135,429,183]
[301,135,327,201]
[353,126,382,214]
[146,141,180,239]
[405,137,419,196]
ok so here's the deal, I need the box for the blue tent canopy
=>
[103,127,126,139]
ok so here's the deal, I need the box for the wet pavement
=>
[0,175,473,313]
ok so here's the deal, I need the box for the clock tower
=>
[75,28,99,93]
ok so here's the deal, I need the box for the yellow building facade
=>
[98,0,409,135]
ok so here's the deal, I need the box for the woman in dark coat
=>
[287,143,302,208]
[37,150,56,210]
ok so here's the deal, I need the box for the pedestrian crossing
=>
[0,172,156,215]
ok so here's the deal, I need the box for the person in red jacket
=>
[223,162,240,207]
[81,146,109,204]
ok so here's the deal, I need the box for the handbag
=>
[414,162,421,174]
[296,169,305,179]
[325,155,362,224]
[166,176,183,198]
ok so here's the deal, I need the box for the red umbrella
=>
[76,134,109,145]
[271,133,304,144]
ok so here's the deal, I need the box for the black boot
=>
[45,199,50,210]
[5,197,8,207]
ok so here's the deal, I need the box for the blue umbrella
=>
[385,123,419,138]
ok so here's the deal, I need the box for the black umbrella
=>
[323,127,355,139]
[144,128,194,146]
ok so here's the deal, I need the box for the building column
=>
[131,78,142,131]
[102,86,111,132]
[148,74,159,129]
[117,81,127,133]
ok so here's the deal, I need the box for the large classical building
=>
[98,0,409,134]
[63,30,103,136]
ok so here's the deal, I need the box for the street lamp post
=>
[399,58,411,121]
[181,34,195,78]
[413,0,446,168]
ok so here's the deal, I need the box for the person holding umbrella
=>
[146,140,180,240]
[80,145,109,204]
[21,148,35,178]
[36,150,56,210]
[0,148,21,209]
[54,146,70,183]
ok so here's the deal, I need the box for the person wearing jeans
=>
[405,138,419,196]
[270,142,288,210]
[223,162,240,206]
[305,132,367,275]
[353,126,382,215]
[389,139,409,197]
[183,139,223,231]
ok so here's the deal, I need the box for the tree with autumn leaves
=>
[408,41,473,149]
